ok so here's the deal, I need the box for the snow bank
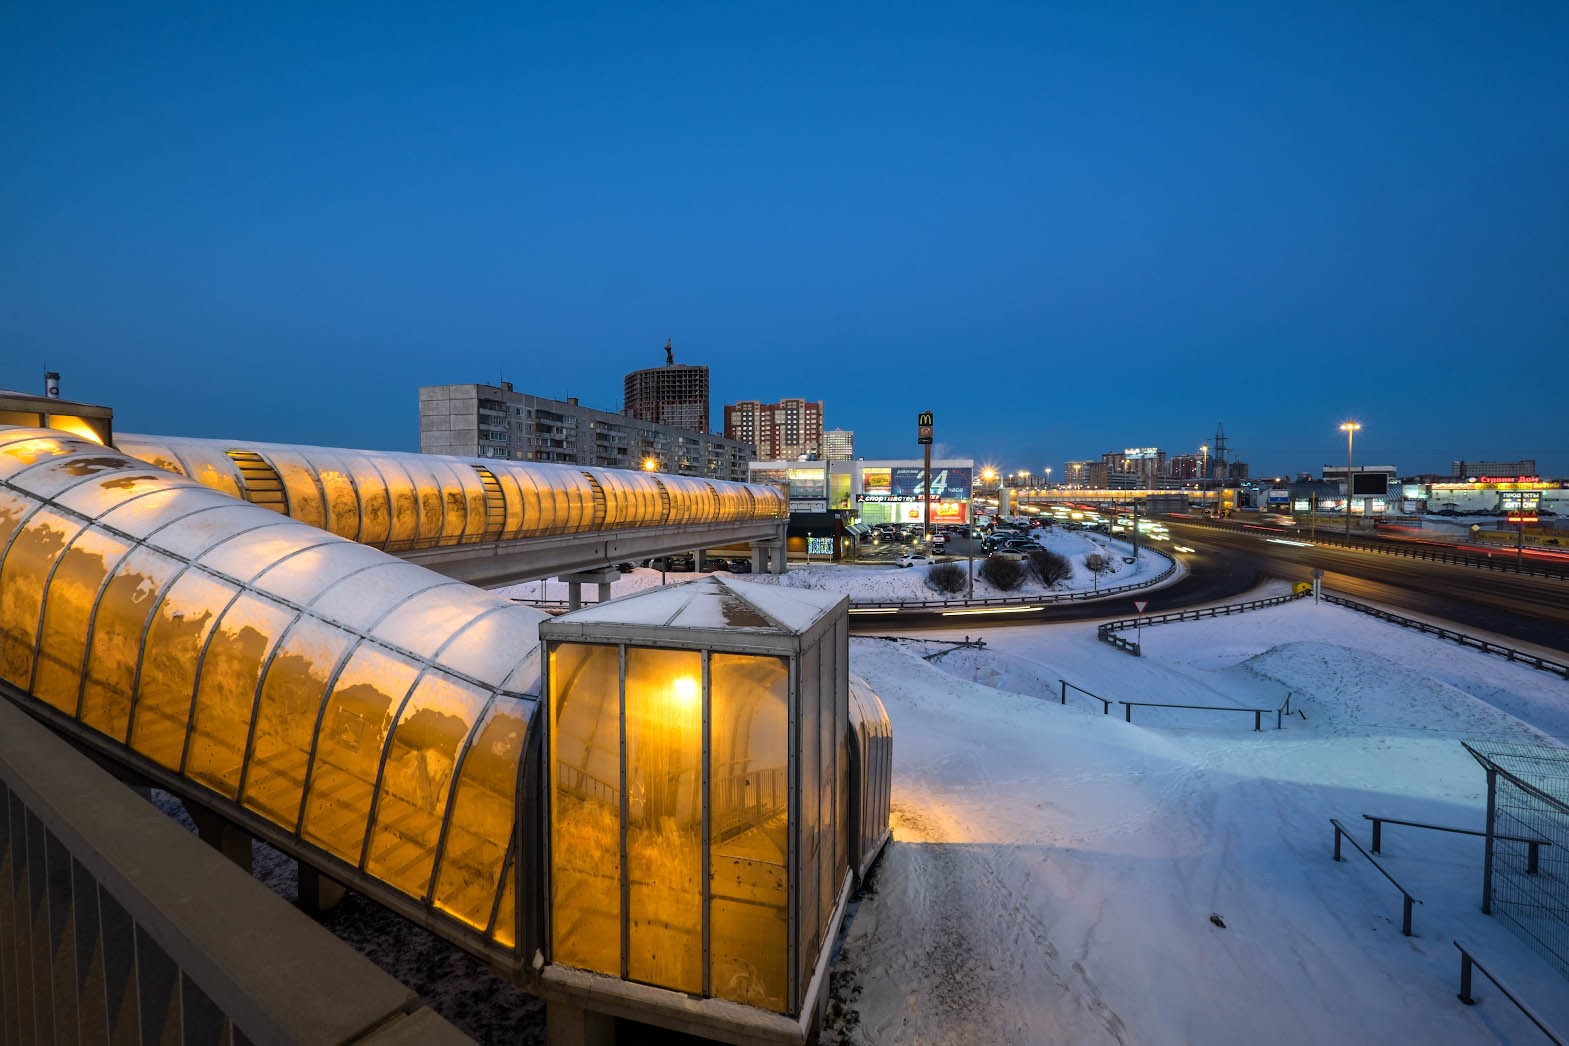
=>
[829,600,1569,1045]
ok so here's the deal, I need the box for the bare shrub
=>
[926,561,967,595]
[1027,548,1071,587]
[978,555,1026,591]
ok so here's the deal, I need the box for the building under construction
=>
[624,340,710,434]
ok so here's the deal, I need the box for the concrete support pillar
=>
[546,1001,616,1046]
[771,541,787,575]
[694,548,708,572]
[750,544,768,574]
[298,862,348,916]
[558,568,619,611]
[187,804,253,874]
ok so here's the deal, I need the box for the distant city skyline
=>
[3,6,1564,477]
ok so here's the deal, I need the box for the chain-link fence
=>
[1464,741,1569,978]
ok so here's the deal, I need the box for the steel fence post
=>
[1482,768,1497,915]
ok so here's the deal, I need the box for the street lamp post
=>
[967,494,975,600]
[1044,466,1052,489]
[1340,421,1361,539]
[1199,444,1210,514]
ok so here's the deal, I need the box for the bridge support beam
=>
[749,537,788,575]
[693,548,708,572]
[298,862,348,916]
[187,803,253,874]
[558,568,620,609]
[546,1002,616,1046]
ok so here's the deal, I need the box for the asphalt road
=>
[1161,520,1569,654]
[850,522,1569,653]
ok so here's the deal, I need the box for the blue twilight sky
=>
[3,3,1566,479]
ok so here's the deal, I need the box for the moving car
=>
[897,552,929,568]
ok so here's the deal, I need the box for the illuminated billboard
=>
[786,467,826,500]
[858,467,971,503]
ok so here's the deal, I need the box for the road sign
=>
[917,411,933,445]
[1134,600,1148,613]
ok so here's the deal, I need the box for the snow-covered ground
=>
[825,585,1569,1045]
[493,526,1176,605]
[148,569,1568,1045]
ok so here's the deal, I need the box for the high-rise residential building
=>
[1064,461,1094,488]
[1167,454,1200,480]
[823,428,854,461]
[724,398,824,460]
[1096,448,1165,489]
[623,340,710,433]
[419,382,752,481]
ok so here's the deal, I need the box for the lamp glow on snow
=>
[538,575,891,1039]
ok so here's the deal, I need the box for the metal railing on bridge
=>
[1177,515,1569,581]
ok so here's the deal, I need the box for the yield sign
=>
[1134,600,1148,613]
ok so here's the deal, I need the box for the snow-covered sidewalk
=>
[493,527,1178,606]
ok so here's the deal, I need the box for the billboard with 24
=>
[858,467,971,502]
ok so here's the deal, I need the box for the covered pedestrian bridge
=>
[114,433,791,587]
[0,425,889,1044]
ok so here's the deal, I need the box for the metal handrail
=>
[1098,590,1307,638]
[1322,595,1569,679]
[1361,814,1549,873]
[1455,941,1565,1044]
[1058,679,1114,714]
[1330,818,1422,935]
[1120,699,1281,731]
[1179,515,1569,581]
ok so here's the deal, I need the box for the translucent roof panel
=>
[0,426,549,951]
[556,576,843,636]
[63,480,242,533]
[114,432,789,553]
[552,577,847,649]
[141,504,299,560]
[307,562,465,632]
[373,582,518,661]
[249,540,397,606]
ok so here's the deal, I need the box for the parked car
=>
[615,561,636,573]
[727,557,753,573]
[990,548,1029,561]
[647,554,695,572]
[897,552,929,568]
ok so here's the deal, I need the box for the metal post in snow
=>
[1482,767,1497,915]
[967,496,975,600]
